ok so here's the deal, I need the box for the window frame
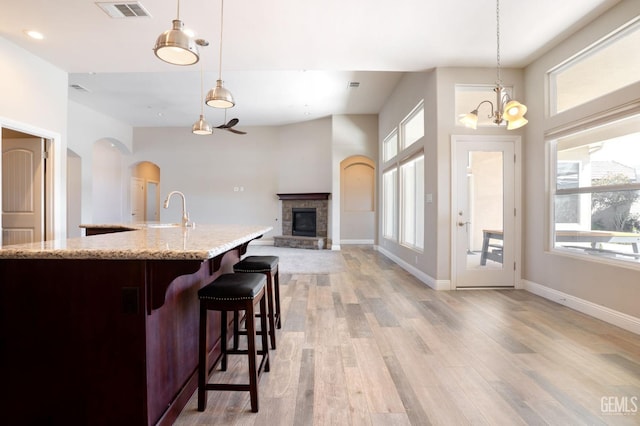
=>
[399,151,425,251]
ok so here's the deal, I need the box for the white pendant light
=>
[459,0,527,130]
[153,0,199,66]
[206,0,235,108]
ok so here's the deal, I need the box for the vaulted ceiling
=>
[0,0,620,127]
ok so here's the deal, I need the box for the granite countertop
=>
[0,224,272,260]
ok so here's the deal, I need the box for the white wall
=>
[67,101,132,226]
[523,0,640,319]
[0,37,69,239]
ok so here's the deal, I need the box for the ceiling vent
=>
[69,84,91,93]
[96,2,151,18]
[348,81,360,88]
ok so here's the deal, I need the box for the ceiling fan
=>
[216,117,246,134]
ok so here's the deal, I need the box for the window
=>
[551,113,640,263]
[383,129,398,162]
[400,101,424,149]
[549,19,640,115]
[400,154,424,250]
[382,100,425,251]
[382,169,397,240]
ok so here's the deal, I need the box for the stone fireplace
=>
[274,193,330,249]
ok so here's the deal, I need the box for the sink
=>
[144,223,181,228]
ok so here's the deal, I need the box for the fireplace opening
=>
[292,208,317,237]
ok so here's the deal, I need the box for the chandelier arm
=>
[475,100,495,118]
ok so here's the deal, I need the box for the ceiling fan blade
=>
[227,118,239,127]
[228,128,247,135]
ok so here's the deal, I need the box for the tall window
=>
[551,113,640,264]
[382,100,425,251]
[382,169,397,240]
[400,101,424,150]
[400,154,424,250]
[383,129,398,162]
[549,20,640,115]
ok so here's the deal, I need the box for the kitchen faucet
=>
[163,191,193,228]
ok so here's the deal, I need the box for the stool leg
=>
[197,303,208,411]
[273,267,282,329]
[264,273,277,349]
[220,310,228,371]
[245,302,259,412]
[259,292,270,373]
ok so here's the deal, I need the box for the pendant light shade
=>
[192,114,213,134]
[459,110,480,129]
[206,79,235,108]
[192,51,213,135]
[153,0,199,66]
[207,0,235,109]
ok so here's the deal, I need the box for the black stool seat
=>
[233,256,279,273]
[198,273,265,300]
[197,273,270,413]
[234,255,282,349]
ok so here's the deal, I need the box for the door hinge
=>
[42,151,49,159]
[514,207,516,216]
[514,154,516,163]
[514,262,516,271]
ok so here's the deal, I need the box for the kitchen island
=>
[0,224,271,425]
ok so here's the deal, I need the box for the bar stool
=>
[197,273,270,413]
[233,256,281,349]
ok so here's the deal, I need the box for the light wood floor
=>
[175,246,640,425]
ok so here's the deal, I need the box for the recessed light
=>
[24,30,44,40]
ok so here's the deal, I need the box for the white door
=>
[131,177,144,222]
[452,136,519,288]
[2,138,44,245]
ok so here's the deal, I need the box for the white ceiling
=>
[0,0,620,128]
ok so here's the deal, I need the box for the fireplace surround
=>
[274,193,330,249]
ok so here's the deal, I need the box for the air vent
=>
[96,2,151,18]
[69,84,91,93]
[348,81,360,88]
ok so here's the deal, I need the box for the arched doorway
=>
[340,156,376,244]
[131,161,161,222]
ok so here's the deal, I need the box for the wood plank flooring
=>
[175,246,640,425]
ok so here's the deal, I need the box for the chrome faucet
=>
[163,191,192,227]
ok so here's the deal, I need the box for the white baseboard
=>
[376,246,450,290]
[523,280,640,335]
[340,239,375,245]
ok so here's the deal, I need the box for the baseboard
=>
[340,239,374,245]
[523,280,640,335]
[375,246,450,290]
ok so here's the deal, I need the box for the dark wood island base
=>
[0,224,271,425]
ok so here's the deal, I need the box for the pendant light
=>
[153,0,200,66]
[459,0,527,130]
[206,0,235,108]
[192,42,213,135]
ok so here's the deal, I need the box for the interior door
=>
[452,136,517,288]
[2,138,44,245]
[131,177,144,223]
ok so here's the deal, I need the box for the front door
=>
[2,138,45,245]
[452,135,519,288]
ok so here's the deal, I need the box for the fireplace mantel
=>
[277,193,331,201]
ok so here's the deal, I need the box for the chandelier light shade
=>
[153,0,199,66]
[206,0,235,109]
[459,0,527,130]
